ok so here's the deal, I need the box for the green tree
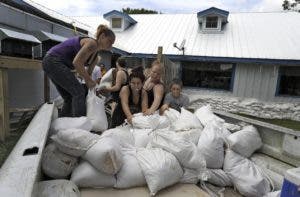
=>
[282,0,300,12]
[122,7,160,14]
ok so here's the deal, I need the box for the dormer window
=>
[112,18,122,29]
[104,10,137,32]
[205,16,218,28]
[197,7,229,33]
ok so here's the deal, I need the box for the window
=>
[182,61,234,91]
[277,66,300,97]
[205,16,218,28]
[112,18,122,28]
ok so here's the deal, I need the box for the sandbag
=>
[157,115,170,129]
[131,128,153,148]
[176,128,202,145]
[226,125,262,158]
[71,161,116,188]
[86,90,108,132]
[132,113,160,129]
[101,125,134,147]
[172,108,203,131]
[263,191,281,197]
[151,131,206,171]
[137,148,183,196]
[197,123,224,169]
[42,143,78,179]
[96,68,114,90]
[36,179,80,197]
[115,147,146,188]
[51,128,99,157]
[223,122,241,132]
[82,137,122,174]
[50,117,92,136]
[194,105,224,126]
[206,169,232,187]
[163,108,180,123]
[180,168,199,184]
[223,149,272,197]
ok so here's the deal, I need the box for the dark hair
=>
[95,24,115,41]
[116,57,127,68]
[170,78,183,88]
[129,66,145,83]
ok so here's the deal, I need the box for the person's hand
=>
[86,79,96,89]
[143,109,154,116]
[127,115,133,124]
[99,87,109,94]
[159,104,169,115]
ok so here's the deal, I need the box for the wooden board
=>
[0,68,9,141]
[81,184,209,197]
[0,55,41,70]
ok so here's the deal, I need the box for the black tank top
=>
[146,82,164,108]
[111,69,129,102]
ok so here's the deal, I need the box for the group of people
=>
[42,24,190,128]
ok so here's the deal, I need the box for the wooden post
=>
[44,73,50,103]
[0,68,9,141]
[157,46,163,63]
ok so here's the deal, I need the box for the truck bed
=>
[0,103,298,196]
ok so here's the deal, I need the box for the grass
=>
[236,113,300,131]
[0,129,24,167]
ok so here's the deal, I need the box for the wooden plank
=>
[0,55,42,70]
[0,68,9,141]
[81,184,209,197]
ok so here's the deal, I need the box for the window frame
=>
[275,66,300,98]
[111,17,123,29]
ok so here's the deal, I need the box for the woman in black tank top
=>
[100,57,128,103]
[111,67,147,127]
[143,60,165,115]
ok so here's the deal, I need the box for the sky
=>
[25,0,285,16]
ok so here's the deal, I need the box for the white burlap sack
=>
[176,128,202,145]
[50,117,92,136]
[42,143,78,179]
[223,122,242,132]
[86,90,107,132]
[197,123,224,169]
[163,108,180,123]
[151,131,206,171]
[96,68,114,90]
[157,115,170,129]
[71,161,116,188]
[223,149,272,197]
[226,125,262,158]
[206,169,232,187]
[51,128,99,157]
[101,125,134,147]
[82,137,122,174]
[172,108,203,131]
[115,147,146,188]
[131,128,153,148]
[137,148,183,196]
[263,191,281,197]
[180,168,199,184]
[36,180,80,197]
[132,113,160,129]
[194,105,224,126]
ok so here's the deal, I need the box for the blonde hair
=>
[95,24,115,41]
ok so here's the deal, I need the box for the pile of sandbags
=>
[44,104,275,197]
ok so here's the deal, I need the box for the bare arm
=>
[87,56,99,76]
[144,84,164,115]
[120,86,133,123]
[141,89,148,113]
[73,39,97,88]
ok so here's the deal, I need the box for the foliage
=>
[282,0,300,12]
[122,7,160,14]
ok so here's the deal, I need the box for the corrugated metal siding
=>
[233,63,300,102]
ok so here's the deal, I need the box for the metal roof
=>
[0,27,41,43]
[197,7,229,18]
[76,12,300,61]
[33,31,67,42]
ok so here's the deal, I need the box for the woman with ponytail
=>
[110,66,148,127]
[42,24,115,117]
